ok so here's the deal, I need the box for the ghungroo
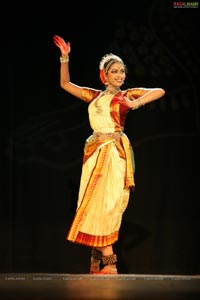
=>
[102,253,117,266]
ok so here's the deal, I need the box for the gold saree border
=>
[67,144,112,244]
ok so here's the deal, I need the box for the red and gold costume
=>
[67,87,144,247]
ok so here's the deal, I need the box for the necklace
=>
[94,88,121,113]
[94,88,120,114]
[103,88,121,95]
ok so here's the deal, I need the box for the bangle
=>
[60,56,69,63]
[132,98,143,110]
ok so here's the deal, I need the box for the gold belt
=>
[92,131,123,140]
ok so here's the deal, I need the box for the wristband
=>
[60,56,69,63]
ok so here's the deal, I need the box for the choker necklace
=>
[103,88,121,95]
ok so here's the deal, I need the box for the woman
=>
[53,34,165,274]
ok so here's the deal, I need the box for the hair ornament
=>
[99,69,106,85]
[99,53,122,70]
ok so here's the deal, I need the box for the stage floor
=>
[0,273,200,300]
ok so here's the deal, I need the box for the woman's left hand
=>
[118,96,135,108]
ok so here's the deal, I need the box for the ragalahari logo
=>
[173,1,199,8]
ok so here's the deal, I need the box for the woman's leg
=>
[90,248,102,274]
[94,245,118,274]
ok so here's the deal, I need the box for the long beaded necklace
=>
[94,88,121,113]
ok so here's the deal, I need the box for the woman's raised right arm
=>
[53,35,82,99]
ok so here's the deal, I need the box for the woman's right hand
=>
[53,35,71,57]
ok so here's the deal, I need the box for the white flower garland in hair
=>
[99,53,122,70]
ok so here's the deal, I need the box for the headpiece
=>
[99,53,124,85]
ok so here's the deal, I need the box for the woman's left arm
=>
[124,88,165,110]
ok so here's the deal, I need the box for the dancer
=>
[53,34,165,274]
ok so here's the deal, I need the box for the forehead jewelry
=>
[99,53,123,85]
[99,53,122,71]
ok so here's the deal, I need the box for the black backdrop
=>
[1,0,200,274]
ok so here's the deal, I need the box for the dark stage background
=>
[1,0,200,275]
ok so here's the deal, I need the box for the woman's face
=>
[106,62,126,88]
